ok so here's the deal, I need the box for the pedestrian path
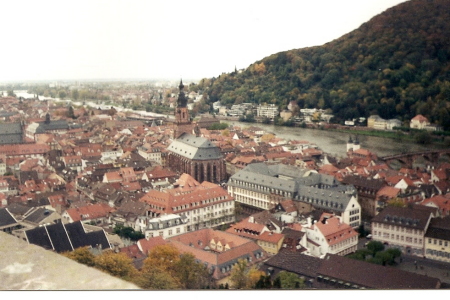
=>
[393,258,450,285]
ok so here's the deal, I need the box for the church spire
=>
[174,78,192,138]
[179,79,184,90]
[177,79,187,108]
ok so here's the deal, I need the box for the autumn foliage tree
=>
[229,259,249,289]
[93,251,138,281]
[134,266,180,290]
[191,0,450,130]
[143,244,180,274]
[62,246,96,267]
[229,259,265,289]
[174,252,210,289]
[138,244,210,290]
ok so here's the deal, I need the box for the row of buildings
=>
[367,114,442,131]
[1,81,450,288]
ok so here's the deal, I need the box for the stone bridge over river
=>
[380,149,450,169]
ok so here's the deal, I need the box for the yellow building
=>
[424,217,450,262]
[371,205,436,256]
[256,231,285,255]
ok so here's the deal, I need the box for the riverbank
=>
[215,115,449,148]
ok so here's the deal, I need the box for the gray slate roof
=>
[228,163,356,210]
[372,205,436,231]
[0,122,24,144]
[168,133,222,160]
[0,208,19,228]
[262,250,322,279]
[35,120,69,133]
[25,221,111,253]
[424,216,450,241]
[23,208,56,224]
[4,203,31,217]
[318,254,441,289]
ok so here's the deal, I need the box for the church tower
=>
[174,79,193,138]
[175,79,189,124]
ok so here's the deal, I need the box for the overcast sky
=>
[1,0,407,82]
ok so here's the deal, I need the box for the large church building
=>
[167,80,227,184]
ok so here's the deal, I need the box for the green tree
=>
[71,89,79,100]
[254,275,272,289]
[273,276,281,289]
[347,248,373,261]
[275,271,305,289]
[414,131,432,144]
[367,241,385,255]
[113,224,144,241]
[262,117,271,124]
[208,122,228,130]
[385,248,402,263]
[374,251,395,266]
[58,90,67,99]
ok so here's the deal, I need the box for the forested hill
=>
[192,0,450,129]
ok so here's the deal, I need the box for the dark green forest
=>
[192,0,450,129]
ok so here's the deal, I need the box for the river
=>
[223,121,447,159]
[5,90,446,159]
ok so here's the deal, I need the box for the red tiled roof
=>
[313,214,358,246]
[279,200,297,214]
[319,164,339,176]
[432,169,447,181]
[412,114,429,122]
[376,186,401,199]
[257,231,284,243]
[421,195,450,216]
[120,244,146,260]
[0,143,50,156]
[140,174,233,215]
[64,203,115,222]
[137,236,167,255]
[165,228,266,279]
[226,218,266,234]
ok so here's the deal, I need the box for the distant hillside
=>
[193,0,450,129]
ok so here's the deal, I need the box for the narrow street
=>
[392,255,450,286]
[355,239,450,286]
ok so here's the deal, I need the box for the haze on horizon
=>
[1,0,407,83]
